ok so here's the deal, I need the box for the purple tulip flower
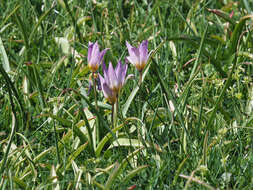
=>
[88,41,108,72]
[126,40,150,72]
[99,61,132,104]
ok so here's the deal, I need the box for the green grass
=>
[0,0,253,189]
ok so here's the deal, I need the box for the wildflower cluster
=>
[87,40,150,104]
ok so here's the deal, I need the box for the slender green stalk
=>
[111,103,114,129]
[111,96,118,129]
[0,75,17,177]
[53,121,60,164]
[92,72,98,110]
[139,71,142,86]
[114,96,118,129]
[92,72,100,143]
[62,0,83,44]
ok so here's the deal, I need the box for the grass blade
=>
[206,54,236,131]
[229,15,253,54]
[189,24,208,79]
[29,6,55,43]
[104,148,143,190]
[0,37,10,73]
[123,165,148,182]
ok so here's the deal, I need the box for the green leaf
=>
[39,113,87,144]
[104,148,143,190]
[173,155,189,185]
[65,142,88,170]
[228,15,253,55]
[206,54,236,131]
[0,4,20,29]
[29,6,55,43]
[123,165,148,182]
[95,124,125,157]
[12,176,27,189]
[207,8,236,26]
[0,37,10,73]
[108,138,144,149]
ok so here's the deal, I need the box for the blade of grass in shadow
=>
[78,106,95,156]
[179,174,216,190]
[12,176,27,189]
[14,12,29,54]
[179,25,208,117]
[0,37,10,72]
[170,3,196,35]
[206,16,253,131]
[62,0,83,44]
[53,121,60,165]
[0,105,17,177]
[143,0,161,28]
[189,24,208,79]
[32,64,45,108]
[202,131,208,166]
[167,35,221,46]
[228,15,253,54]
[173,155,189,186]
[167,36,226,78]
[28,5,55,43]
[0,65,25,131]
[95,123,125,157]
[104,148,143,190]
[63,88,121,150]
[206,54,236,131]
[123,165,148,182]
[0,4,21,29]
[93,180,105,190]
[242,114,253,128]
[150,57,188,136]
[65,142,89,170]
[206,8,236,26]
[39,112,88,145]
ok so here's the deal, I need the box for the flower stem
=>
[111,96,118,129]
[92,72,100,142]
[111,103,114,128]
[114,96,118,128]
[92,72,98,110]
[139,71,143,86]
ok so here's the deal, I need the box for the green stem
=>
[62,0,83,44]
[53,121,60,164]
[114,96,118,129]
[0,74,17,177]
[111,103,114,129]
[92,72,100,143]
[92,72,98,110]
[139,71,143,86]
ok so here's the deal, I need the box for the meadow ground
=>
[0,0,253,189]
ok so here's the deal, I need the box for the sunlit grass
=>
[0,0,252,189]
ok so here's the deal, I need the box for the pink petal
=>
[115,61,127,87]
[126,41,134,56]
[90,41,100,65]
[108,62,119,90]
[88,42,94,63]
[102,62,110,86]
[102,83,111,100]
[98,48,108,65]
[139,40,148,64]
